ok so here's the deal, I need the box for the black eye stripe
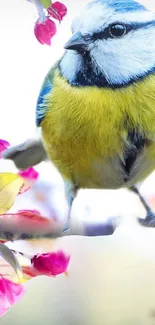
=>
[91,24,129,40]
[88,20,155,41]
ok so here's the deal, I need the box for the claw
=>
[63,222,70,233]
[138,213,155,228]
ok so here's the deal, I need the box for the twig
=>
[0,220,116,242]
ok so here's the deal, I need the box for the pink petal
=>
[0,139,10,158]
[34,23,50,45]
[47,1,67,21]
[31,251,70,276]
[0,277,25,316]
[0,210,57,236]
[18,167,39,194]
[17,209,41,216]
[0,140,10,147]
[45,19,57,38]
[18,167,39,181]
[34,18,57,46]
[22,266,39,278]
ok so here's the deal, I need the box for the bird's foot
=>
[63,222,70,233]
[84,220,116,236]
[138,212,155,228]
[63,213,71,233]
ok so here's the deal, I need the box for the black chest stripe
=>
[122,130,146,176]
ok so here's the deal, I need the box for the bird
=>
[3,0,155,229]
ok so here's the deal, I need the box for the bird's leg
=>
[131,186,155,227]
[63,181,78,232]
[63,181,118,235]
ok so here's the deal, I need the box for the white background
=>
[1,1,155,325]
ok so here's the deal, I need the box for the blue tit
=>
[4,0,155,228]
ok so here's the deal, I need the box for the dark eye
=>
[109,23,127,38]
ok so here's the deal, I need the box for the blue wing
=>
[36,76,52,126]
[36,62,60,126]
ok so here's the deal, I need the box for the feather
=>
[36,62,59,126]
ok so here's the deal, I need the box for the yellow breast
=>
[41,70,155,187]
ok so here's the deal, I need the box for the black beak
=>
[64,32,88,51]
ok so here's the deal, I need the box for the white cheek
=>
[60,51,82,83]
[91,28,155,85]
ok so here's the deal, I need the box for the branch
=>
[0,219,116,242]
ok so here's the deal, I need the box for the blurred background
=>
[1,0,155,324]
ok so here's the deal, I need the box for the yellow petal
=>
[0,173,24,214]
[18,275,31,284]
[11,273,31,284]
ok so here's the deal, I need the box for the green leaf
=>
[0,243,22,276]
[40,0,51,9]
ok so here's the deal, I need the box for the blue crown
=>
[98,0,148,13]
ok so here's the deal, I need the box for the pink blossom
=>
[22,251,70,278]
[47,1,67,21]
[0,140,10,158]
[34,18,57,45]
[18,167,39,181]
[17,209,41,217]
[0,276,25,316]
[0,209,57,238]
[18,167,39,194]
